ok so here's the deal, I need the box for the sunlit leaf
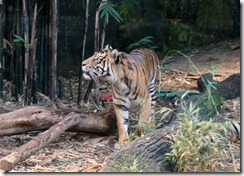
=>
[3,38,13,48]
[13,34,30,47]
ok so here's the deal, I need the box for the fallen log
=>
[169,73,240,123]
[190,73,240,120]
[102,122,179,172]
[0,112,81,171]
[197,73,240,99]
[0,106,116,136]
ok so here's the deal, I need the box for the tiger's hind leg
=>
[148,82,157,128]
[137,93,154,135]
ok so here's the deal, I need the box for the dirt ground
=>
[0,39,240,172]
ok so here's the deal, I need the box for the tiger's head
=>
[82,45,120,83]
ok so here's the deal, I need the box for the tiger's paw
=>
[114,143,122,150]
[114,138,128,150]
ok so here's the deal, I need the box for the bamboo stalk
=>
[84,1,105,107]
[9,0,16,83]
[50,0,58,102]
[77,0,90,105]
[15,0,23,100]
[31,39,38,104]
[63,0,72,101]
[94,9,100,52]
[101,19,106,49]
[58,76,64,99]
[24,2,38,105]
[43,2,50,96]
[83,79,93,104]
[38,20,44,91]
[22,0,29,85]
[68,72,74,100]
[0,0,6,99]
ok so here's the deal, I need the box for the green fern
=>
[127,36,159,50]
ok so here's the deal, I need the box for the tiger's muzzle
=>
[82,67,99,84]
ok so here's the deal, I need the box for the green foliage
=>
[127,36,159,50]
[118,0,141,21]
[196,1,233,34]
[128,114,155,142]
[106,158,143,172]
[121,159,142,172]
[165,112,228,172]
[211,62,219,77]
[100,0,122,24]
[117,0,239,54]
[13,34,30,47]
[201,85,219,117]
[156,107,173,127]
[167,22,213,51]
[162,0,237,35]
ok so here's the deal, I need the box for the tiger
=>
[82,45,159,149]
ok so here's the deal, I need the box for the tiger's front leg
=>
[113,104,130,149]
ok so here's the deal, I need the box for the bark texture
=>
[102,123,179,172]
[0,112,82,171]
[0,106,116,136]
[197,73,240,99]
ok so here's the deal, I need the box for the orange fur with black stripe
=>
[82,45,159,149]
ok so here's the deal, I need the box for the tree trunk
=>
[0,105,116,137]
[50,0,58,102]
[0,112,82,172]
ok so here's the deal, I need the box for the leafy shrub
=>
[166,114,228,172]
[164,96,240,172]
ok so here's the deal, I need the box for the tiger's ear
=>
[109,49,120,64]
[104,44,113,51]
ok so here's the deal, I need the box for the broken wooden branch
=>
[0,112,81,171]
[0,106,116,136]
